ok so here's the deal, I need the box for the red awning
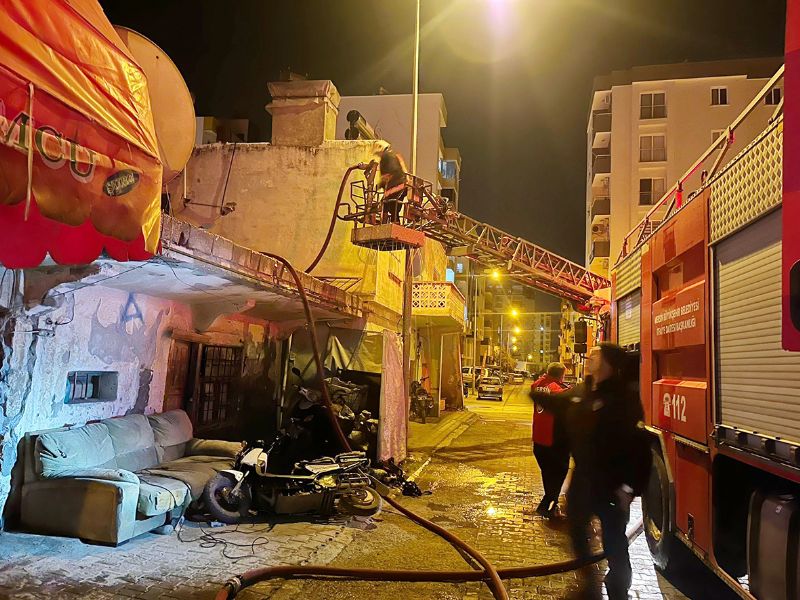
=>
[0,0,162,268]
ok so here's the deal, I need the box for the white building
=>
[335,92,460,206]
[586,57,783,278]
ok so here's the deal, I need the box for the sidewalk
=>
[406,408,478,470]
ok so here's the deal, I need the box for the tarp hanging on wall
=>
[378,330,406,462]
[326,328,385,374]
[0,0,162,268]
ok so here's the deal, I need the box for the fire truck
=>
[609,4,800,596]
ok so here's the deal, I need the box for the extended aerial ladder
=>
[340,168,610,306]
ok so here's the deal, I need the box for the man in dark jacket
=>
[377,147,408,223]
[530,362,570,518]
[531,343,649,600]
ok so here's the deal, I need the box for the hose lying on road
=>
[219,250,644,600]
[214,519,644,598]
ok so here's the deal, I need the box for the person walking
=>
[530,362,570,518]
[531,343,650,600]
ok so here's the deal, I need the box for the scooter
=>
[202,432,382,524]
[202,367,382,523]
[410,377,434,424]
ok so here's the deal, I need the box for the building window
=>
[712,129,726,148]
[65,371,118,404]
[639,177,666,206]
[711,87,728,106]
[639,134,666,162]
[765,87,782,105]
[438,159,457,180]
[197,346,242,427]
[640,92,666,119]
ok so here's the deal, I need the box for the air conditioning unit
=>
[591,222,608,236]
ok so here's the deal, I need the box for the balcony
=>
[589,240,610,262]
[412,282,466,330]
[590,197,610,222]
[592,154,611,174]
[592,112,612,133]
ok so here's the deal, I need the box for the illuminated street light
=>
[491,269,500,281]
[511,336,517,343]
[513,326,521,334]
[540,326,544,331]
[527,353,533,360]
[512,345,518,352]
[510,308,519,317]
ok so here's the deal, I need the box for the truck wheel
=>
[643,449,676,571]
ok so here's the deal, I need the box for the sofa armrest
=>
[54,468,139,484]
[184,438,241,459]
[21,476,140,544]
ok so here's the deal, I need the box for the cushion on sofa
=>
[104,414,159,472]
[147,410,193,462]
[136,475,190,516]
[139,455,234,500]
[36,422,117,478]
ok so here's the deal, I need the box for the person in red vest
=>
[530,362,570,518]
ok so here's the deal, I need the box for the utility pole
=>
[403,0,421,440]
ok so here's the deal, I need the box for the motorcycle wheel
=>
[203,472,252,525]
[338,486,383,516]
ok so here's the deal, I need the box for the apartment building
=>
[587,57,783,278]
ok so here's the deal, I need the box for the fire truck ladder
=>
[340,169,610,305]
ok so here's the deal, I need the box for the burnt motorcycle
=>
[202,434,382,524]
[202,368,381,523]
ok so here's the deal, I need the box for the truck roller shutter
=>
[716,209,800,443]
[617,290,641,348]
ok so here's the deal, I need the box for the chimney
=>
[265,80,340,147]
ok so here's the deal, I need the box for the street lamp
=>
[514,325,521,334]
[491,269,501,281]
[527,353,533,361]
[510,308,519,318]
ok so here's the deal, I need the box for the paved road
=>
[265,383,739,599]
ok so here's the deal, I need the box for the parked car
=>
[477,376,504,400]
[512,372,525,384]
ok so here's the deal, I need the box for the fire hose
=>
[226,236,645,600]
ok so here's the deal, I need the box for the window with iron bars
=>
[196,346,243,428]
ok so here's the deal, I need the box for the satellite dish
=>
[114,26,195,183]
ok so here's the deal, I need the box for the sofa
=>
[19,409,240,545]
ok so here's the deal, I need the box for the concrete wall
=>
[0,283,270,524]
[174,141,405,321]
[336,93,446,190]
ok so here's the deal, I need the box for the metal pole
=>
[472,272,478,392]
[411,0,420,175]
[403,248,413,441]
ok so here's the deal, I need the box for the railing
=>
[616,65,785,266]
[411,282,466,326]
[339,163,610,304]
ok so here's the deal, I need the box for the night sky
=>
[101,0,786,265]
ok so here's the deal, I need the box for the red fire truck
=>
[610,3,800,597]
